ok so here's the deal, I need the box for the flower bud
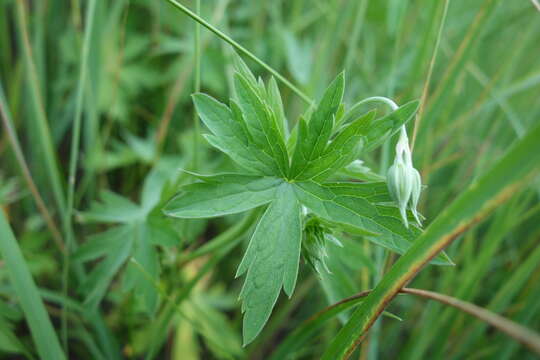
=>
[302,217,341,275]
[387,162,413,228]
[386,125,423,228]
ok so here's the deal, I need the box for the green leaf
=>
[0,212,66,360]
[363,100,419,152]
[293,181,452,265]
[233,73,290,177]
[77,165,180,312]
[164,175,283,218]
[290,72,344,179]
[236,183,302,345]
[296,110,377,182]
[193,93,278,175]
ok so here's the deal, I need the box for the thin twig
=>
[154,0,228,152]
[322,288,540,356]
[411,0,450,150]
[61,0,97,351]
[192,0,201,169]
[165,0,313,106]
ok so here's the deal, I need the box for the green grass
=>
[0,0,539,359]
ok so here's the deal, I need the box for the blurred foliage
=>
[0,0,539,359]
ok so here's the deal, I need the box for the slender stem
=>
[411,0,450,150]
[399,288,540,356]
[0,82,64,252]
[61,0,97,351]
[315,287,540,356]
[165,0,314,106]
[192,0,201,169]
[155,0,229,153]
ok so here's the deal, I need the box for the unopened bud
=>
[302,217,341,275]
[387,162,413,227]
[387,126,423,228]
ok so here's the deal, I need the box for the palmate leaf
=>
[76,162,181,313]
[165,59,437,345]
[235,183,302,345]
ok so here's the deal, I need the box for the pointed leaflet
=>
[290,72,345,179]
[295,110,377,182]
[164,175,283,218]
[236,183,302,345]
[293,181,452,265]
[232,52,259,92]
[233,73,289,177]
[267,77,288,139]
[193,93,278,175]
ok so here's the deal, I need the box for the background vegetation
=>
[1,0,540,359]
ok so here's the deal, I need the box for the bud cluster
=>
[301,216,342,275]
[386,126,422,228]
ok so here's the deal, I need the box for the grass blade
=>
[0,211,66,360]
[14,0,65,215]
[61,0,97,351]
[0,81,64,252]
